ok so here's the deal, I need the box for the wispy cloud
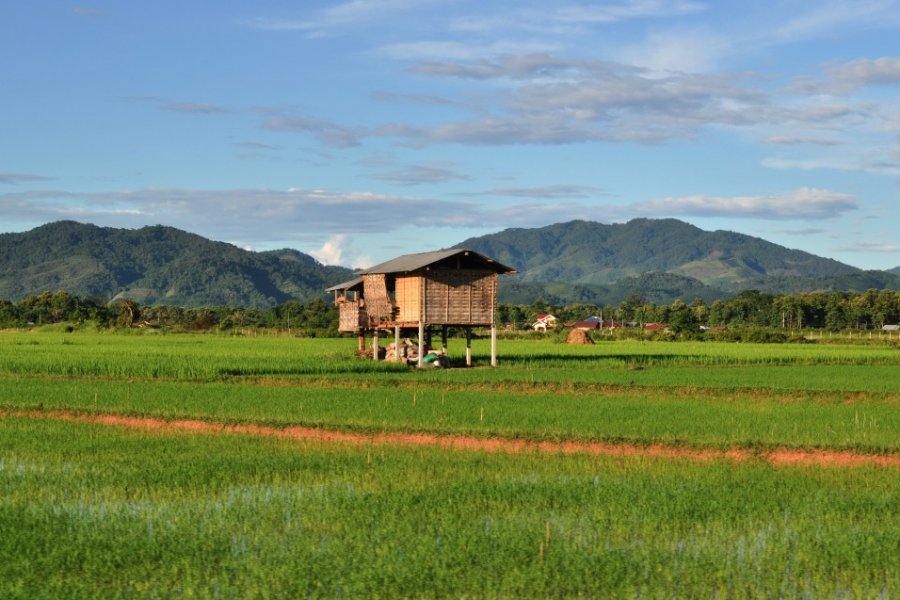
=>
[779,228,826,236]
[461,185,608,199]
[769,0,900,43]
[370,91,481,113]
[246,0,444,36]
[627,188,858,220]
[765,135,841,146]
[0,187,487,242]
[384,54,775,145]
[2,185,859,252]
[260,115,362,148]
[371,163,469,185]
[828,57,900,88]
[762,155,900,176]
[0,172,54,185]
[123,96,232,115]
[234,141,280,151]
[838,242,900,253]
[162,102,231,115]
[554,1,705,23]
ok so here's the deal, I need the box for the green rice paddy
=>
[1,329,899,597]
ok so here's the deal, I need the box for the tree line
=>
[499,288,900,332]
[2,288,899,335]
[0,291,338,335]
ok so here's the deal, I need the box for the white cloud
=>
[838,242,900,253]
[769,0,900,43]
[828,57,900,87]
[628,188,858,220]
[762,155,900,176]
[311,234,349,265]
[390,55,775,145]
[613,28,729,74]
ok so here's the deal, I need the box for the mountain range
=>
[0,221,352,308]
[1,219,898,307]
[456,219,900,304]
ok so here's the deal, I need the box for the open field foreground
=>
[2,331,899,597]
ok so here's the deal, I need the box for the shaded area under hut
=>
[326,248,515,367]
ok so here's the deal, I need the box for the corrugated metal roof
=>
[325,276,363,292]
[358,248,515,275]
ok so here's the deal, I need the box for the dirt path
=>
[6,409,900,468]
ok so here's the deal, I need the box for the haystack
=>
[566,329,594,345]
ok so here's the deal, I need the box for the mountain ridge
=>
[454,219,900,303]
[0,221,353,307]
[1,219,898,307]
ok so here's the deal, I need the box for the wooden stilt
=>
[441,325,448,355]
[373,329,379,362]
[465,327,472,367]
[394,325,401,363]
[417,321,425,368]
[357,334,366,353]
[490,326,497,367]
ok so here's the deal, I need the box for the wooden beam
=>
[417,321,425,368]
[490,325,497,367]
[465,327,472,367]
[419,275,426,368]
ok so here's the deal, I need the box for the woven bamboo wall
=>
[395,276,422,322]
[423,270,495,325]
[338,302,367,332]
[362,273,394,323]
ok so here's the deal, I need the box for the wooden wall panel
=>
[423,270,495,325]
[395,276,422,322]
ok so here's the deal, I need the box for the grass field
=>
[1,329,899,597]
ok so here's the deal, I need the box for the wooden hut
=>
[327,248,515,367]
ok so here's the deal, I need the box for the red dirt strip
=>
[5,409,900,469]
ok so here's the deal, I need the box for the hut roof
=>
[359,248,515,276]
[325,277,364,293]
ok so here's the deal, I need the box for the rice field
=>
[1,329,899,597]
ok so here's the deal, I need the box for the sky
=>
[2,1,900,270]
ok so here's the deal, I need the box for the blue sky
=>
[2,1,899,270]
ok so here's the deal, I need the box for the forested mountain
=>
[0,221,352,307]
[3,219,898,308]
[456,219,900,303]
[890,266,900,275]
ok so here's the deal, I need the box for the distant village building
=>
[327,248,515,367]
[567,316,602,331]
[531,313,558,332]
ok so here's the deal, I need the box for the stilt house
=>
[327,248,515,367]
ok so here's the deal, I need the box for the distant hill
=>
[890,266,900,275]
[0,221,353,307]
[3,219,898,308]
[456,219,900,304]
